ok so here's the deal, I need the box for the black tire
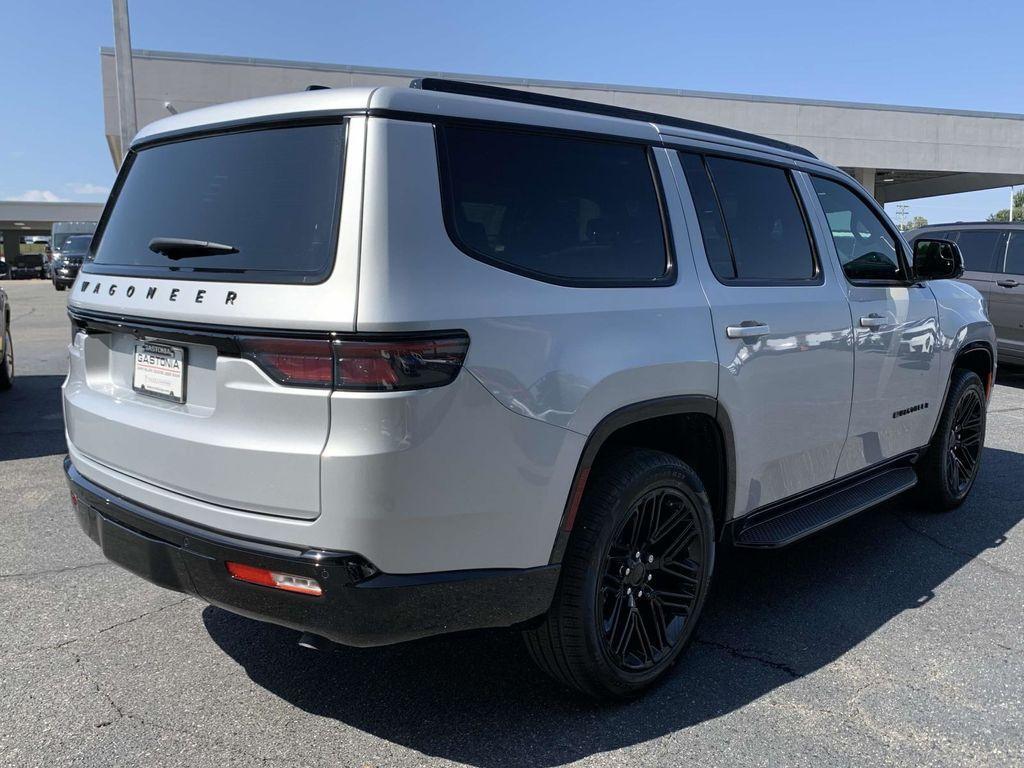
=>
[0,327,12,390]
[523,448,715,698]
[54,283,66,292]
[916,369,986,510]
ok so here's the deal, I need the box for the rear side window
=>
[679,153,735,280]
[439,125,669,284]
[680,152,816,282]
[1004,231,1024,275]
[90,123,345,284]
[810,175,902,282]
[949,230,1005,273]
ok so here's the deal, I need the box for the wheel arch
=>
[927,340,995,444]
[953,340,994,397]
[548,395,735,564]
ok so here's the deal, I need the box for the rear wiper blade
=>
[148,237,239,260]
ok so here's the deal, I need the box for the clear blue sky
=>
[2,0,1020,223]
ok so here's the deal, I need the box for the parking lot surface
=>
[1,279,1021,767]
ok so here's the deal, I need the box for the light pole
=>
[112,0,138,164]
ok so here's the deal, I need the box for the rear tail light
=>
[226,562,322,596]
[238,337,334,388]
[334,334,469,391]
[239,332,469,391]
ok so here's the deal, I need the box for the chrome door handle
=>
[726,323,770,340]
[859,314,886,329]
[997,279,1020,288]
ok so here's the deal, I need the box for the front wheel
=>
[523,449,715,698]
[916,369,986,510]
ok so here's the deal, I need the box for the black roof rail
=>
[409,77,816,159]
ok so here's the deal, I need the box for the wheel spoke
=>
[663,523,696,562]
[614,610,637,660]
[634,608,655,663]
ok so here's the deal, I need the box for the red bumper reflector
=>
[561,466,591,532]
[226,562,322,596]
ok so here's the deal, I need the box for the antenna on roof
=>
[305,84,330,91]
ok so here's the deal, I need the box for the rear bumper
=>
[65,457,559,647]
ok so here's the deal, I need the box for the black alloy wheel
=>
[945,386,983,496]
[599,487,705,672]
[916,368,986,510]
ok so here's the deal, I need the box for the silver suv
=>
[63,80,994,698]
[907,222,1023,367]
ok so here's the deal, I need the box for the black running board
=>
[732,465,918,548]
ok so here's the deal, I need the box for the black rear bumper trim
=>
[65,458,559,646]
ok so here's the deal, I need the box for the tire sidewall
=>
[0,329,12,388]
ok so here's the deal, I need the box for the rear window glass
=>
[1004,231,1024,275]
[90,123,345,283]
[949,229,1004,273]
[440,125,668,284]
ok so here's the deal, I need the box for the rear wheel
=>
[916,369,986,510]
[0,327,13,390]
[54,283,66,292]
[523,449,714,698]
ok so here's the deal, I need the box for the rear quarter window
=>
[438,125,670,286]
[88,122,346,284]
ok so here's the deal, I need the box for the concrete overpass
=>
[0,200,104,265]
[101,48,1024,204]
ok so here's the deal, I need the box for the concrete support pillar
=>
[1,230,20,265]
[852,168,878,201]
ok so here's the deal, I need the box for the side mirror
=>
[913,238,964,281]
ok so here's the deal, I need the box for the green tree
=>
[988,189,1024,222]
[900,215,929,232]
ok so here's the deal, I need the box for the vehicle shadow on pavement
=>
[205,446,1023,768]
[996,366,1024,390]
[0,374,66,461]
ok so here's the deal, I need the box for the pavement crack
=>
[0,561,111,580]
[96,596,193,637]
[14,596,194,658]
[694,637,803,679]
[66,649,125,728]
[889,512,1021,580]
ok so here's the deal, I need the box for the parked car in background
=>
[907,222,1023,367]
[0,287,12,390]
[0,262,10,280]
[50,221,97,282]
[9,253,45,279]
[64,81,993,699]
[51,234,92,291]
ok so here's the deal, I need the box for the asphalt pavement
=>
[1,279,1021,767]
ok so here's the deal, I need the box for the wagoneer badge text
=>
[78,281,237,305]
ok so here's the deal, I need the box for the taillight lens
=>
[238,337,334,388]
[334,334,470,391]
[238,333,469,391]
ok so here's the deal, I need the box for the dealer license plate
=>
[132,341,186,403]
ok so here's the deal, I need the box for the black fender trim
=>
[928,340,995,443]
[547,395,735,564]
